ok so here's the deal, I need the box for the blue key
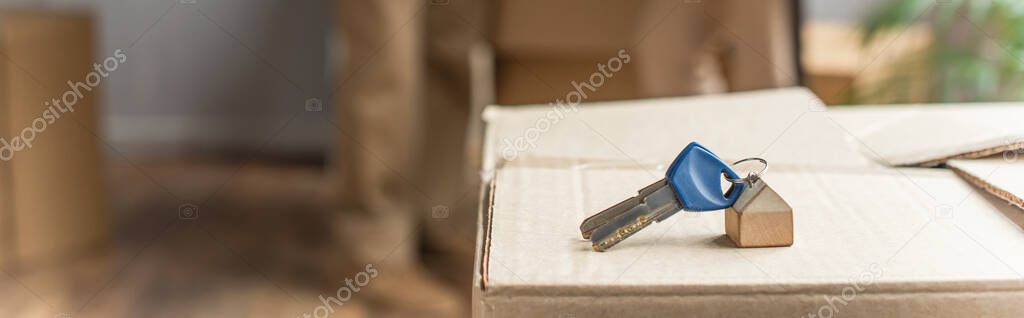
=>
[580,142,744,251]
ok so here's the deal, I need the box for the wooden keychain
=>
[724,158,793,248]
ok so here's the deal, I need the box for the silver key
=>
[579,178,684,251]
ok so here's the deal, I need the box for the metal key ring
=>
[724,157,767,185]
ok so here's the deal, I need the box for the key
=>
[580,142,751,251]
[581,178,683,251]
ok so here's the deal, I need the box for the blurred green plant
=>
[858,0,1024,103]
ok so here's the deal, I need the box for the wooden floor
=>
[0,159,468,318]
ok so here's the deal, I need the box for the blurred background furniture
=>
[489,0,801,105]
[0,10,107,272]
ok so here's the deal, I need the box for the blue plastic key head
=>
[665,142,744,211]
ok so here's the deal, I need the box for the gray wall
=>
[2,0,332,156]
[805,0,889,23]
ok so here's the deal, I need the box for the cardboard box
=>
[0,11,108,268]
[801,22,932,105]
[827,103,1024,167]
[474,88,1024,317]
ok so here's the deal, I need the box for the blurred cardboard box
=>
[0,11,108,268]
[491,0,796,105]
[492,0,641,105]
[802,22,931,105]
[473,89,1024,317]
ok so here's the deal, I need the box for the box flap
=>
[482,88,879,177]
[948,159,1024,210]
[828,104,1024,167]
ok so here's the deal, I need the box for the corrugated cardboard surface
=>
[475,88,1024,317]
[0,11,108,267]
[948,159,1024,209]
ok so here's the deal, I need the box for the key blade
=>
[580,197,638,240]
[589,182,682,251]
[590,205,657,251]
[580,179,669,239]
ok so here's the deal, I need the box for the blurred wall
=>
[0,0,331,156]
[0,0,883,157]
[804,0,888,23]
